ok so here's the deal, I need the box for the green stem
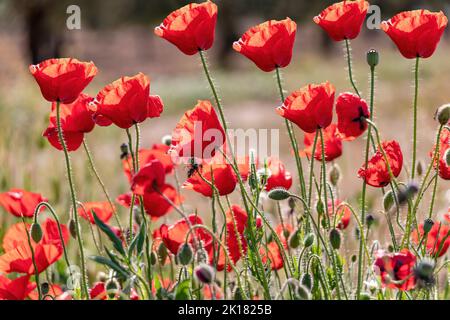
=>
[55,101,89,299]
[308,130,320,209]
[411,57,420,180]
[427,125,444,219]
[344,39,360,97]
[22,217,41,300]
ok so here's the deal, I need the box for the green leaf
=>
[93,210,126,256]
[128,223,147,257]
[89,255,129,278]
[175,279,191,300]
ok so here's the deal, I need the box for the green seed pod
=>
[177,243,194,266]
[41,282,50,295]
[435,104,450,125]
[300,273,313,290]
[329,229,341,250]
[423,218,434,234]
[30,223,43,243]
[359,292,371,300]
[329,163,341,186]
[383,190,395,211]
[366,49,379,68]
[288,230,300,249]
[267,188,291,201]
[194,263,214,284]
[303,233,315,248]
[68,219,77,239]
[158,242,168,264]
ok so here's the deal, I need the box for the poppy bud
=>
[177,243,193,266]
[445,149,450,167]
[300,273,313,290]
[303,233,315,248]
[435,104,450,125]
[383,190,395,212]
[41,282,50,295]
[288,230,300,249]
[150,251,157,265]
[416,160,424,177]
[387,244,394,253]
[329,163,341,186]
[329,229,341,250]
[351,255,357,263]
[316,199,324,215]
[68,219,77,239]
[366,49,379,68]
[423,218,434,234]
[30,223,43,243]
[161,135,172,146]
[288,197,296,210]
[158,242,168,264]
[120,143,128,155]
[295,284,311,300]
[194,264,215,284]
[268,188,291,201]
[414,258,436,289]
[397,182,419,205]
[366,214,375,229]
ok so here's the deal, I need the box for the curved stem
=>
[344,39,360,97]
[22,217,41,300]
[411,57,420,180]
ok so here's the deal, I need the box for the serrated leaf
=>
[89,255,129,278]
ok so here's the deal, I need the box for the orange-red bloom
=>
[43,93,96,152]
[328,200,351,230]
[233,18,297,72]
[131,160,166,196]
[78,202,114,224]
[430,128,450,180]
[314,1,369,41]
[90,282,107,300]
[277,82,335,133]
[412,222,450,258]
[90,73,163,129]
[154,1,218,55]
[358,140,403,188]
[0,219,69,275]
[265,157,292,191]
[0,189,47,218]
[381,10,448,59]
[336,92,370,140]
[302,124,343,162]
[29,58,97,104]
[260,242,284,271]
[374,249,416,291]
[183,161,236,197]
[170,100,225,161]
[0,275,35,300]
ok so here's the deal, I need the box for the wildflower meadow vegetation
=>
[1,0,450,301]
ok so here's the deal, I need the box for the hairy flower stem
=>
[83,139,122,230]
[411,57,420,180]
[427,125,444,219]
[344,39,360,97]
[22,217,41,299]
[55,101,89,299]
[308,131,320,210]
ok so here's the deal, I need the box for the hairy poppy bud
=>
[30,223,43,243]
[445,149,450,167]
[435,104,450,125]
[288,197,296,210]
[316,199,324,215]
[366,214,375,229]
[68,219,77,239]
[329,163,341,186]
[414,258,436,289]
[177,243,193,266]
[158,242,168,264]
[383,190,395,211]
[416,160,424,177]
[268,188,291,201]
[423,218,434,234]
[303,233,315,248]
[397,182,419,205]
[194,264,215,284]
[288,229,300,249]
[300,273,313,290]
[296,284,311,300]
[329,229,341,250]
[366,49,379,68]
[161,135,172,146]
[41,282,50,295]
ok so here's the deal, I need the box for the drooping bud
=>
[41,282,50,295]
[295,284,311,300]
[435,104,450,125]
[194,264,215,284]
[316,199,324,215]
[288,229,300,249]
[300,273,313,290]
[423,218,434,234]
[329,163,341,186]
[329,229,341,250]
[120,143,129,159]
[161,135,172,146]
[414,258,436,289]
[268,187,290,201]
[367,49,379,68]
[303,233,315,248]
[68,219,77,239]
[30,223,43,243]
[177,243,194,266]
[383,190,395,212]
[288,197,296,210]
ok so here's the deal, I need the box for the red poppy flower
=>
[28,284,64,300]
[170,100,225,161]
[29,58,97,104]
[90,73,163,129]
[260,242,284,271]
[131,160,166,196]
[0,189,47,218]
[358,140,403,188]
[154,1,218,55]
[277,82,335,133]
[328,200,351,230]
[314,0,369,41]
[381,10,448,59]
[159,214,212,255]
[412,222,450,258]
[265,157,292,192]
[183,161,237,197]
[123,144,174,182]
[233,18,297,72]
[236,155,258,182]
[42,93,96,152]
[336,92,370,140]
[78,202,114,224]
[117,184,182,220]
[0,219,69,275]
[430,129,450,180]
[374,249,416,291]
[302,124,343,162]
[0,275,35,300]
[203,285,223,300]
[90,282,107,300]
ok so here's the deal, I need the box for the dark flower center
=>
[351,106,369,130]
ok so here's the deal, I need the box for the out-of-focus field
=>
[0,25,449,264]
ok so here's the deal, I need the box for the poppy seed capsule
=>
[303,233,315,248]
[177,243,193,265]
[435,104,450,125]
[267,187,290,201]
[366,214,375,229]
[30,223,43,243]
[366,49,379,68]
[194,264,215,284]
[68,219,77,239]
[423,218,434,233]
[329,229,341,250]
